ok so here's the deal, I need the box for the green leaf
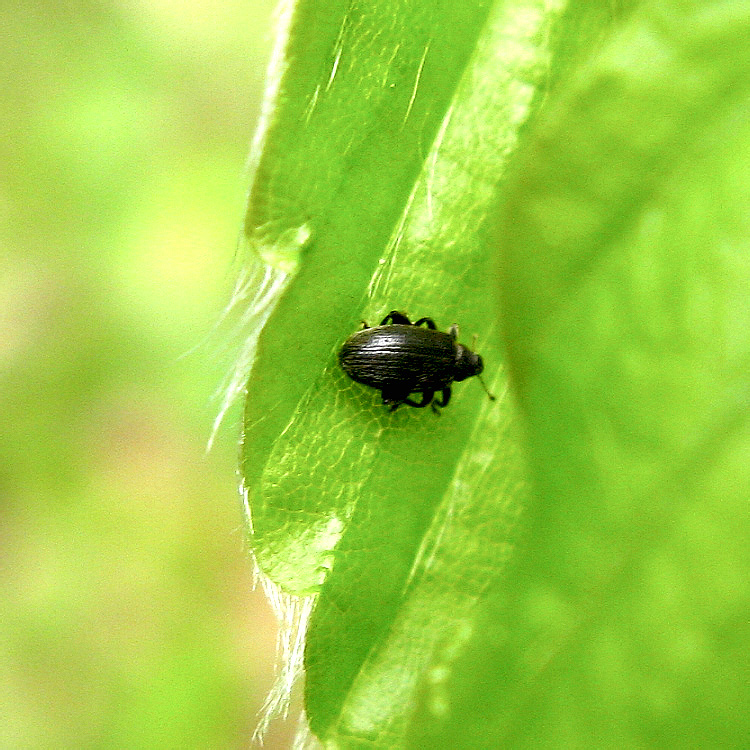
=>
[239,1,634,746]
[408,1,750,747]
[241,0,495,595]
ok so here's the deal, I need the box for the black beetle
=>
[338,310,495,411]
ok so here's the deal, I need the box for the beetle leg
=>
[359,319,370,329]
[448,324,459,340]
[428,389,451,415]
[381,388,409,411]
[434,387,451,408]
[403,390,434,408]
[413,317,437,329]
[380,311,411,326]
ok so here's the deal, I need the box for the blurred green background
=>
[0,1,293,747]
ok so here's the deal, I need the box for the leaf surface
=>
[240,0,631,746]
[408,2,750,747]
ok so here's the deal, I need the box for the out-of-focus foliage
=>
[0,2,293,748]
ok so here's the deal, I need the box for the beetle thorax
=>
[453,344,483,382]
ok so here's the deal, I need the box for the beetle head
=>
[454,344,484,381]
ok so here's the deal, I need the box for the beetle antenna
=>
[477,374,496,401]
